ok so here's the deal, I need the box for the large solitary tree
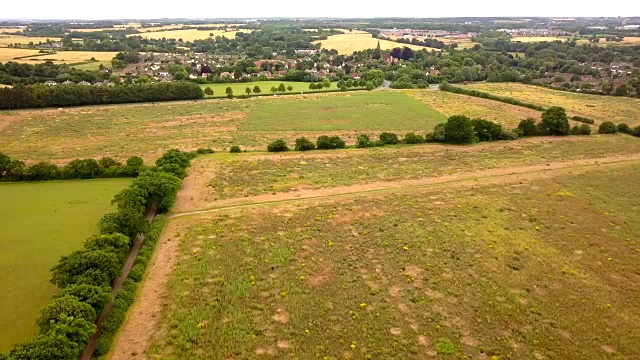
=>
[540,106,570,135]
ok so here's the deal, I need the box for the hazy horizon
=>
[2,0,640,21]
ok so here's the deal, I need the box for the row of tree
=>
[1,149,196,360]
[0,82,204,110]
[0,154,146,182]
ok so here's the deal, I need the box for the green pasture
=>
[0,178,131,352]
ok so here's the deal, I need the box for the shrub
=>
[424,132,436,143]
[444,115,475,144]
[403,132,425,144]
[36,295,97,333]
[598,121,617,134]
[616,123,632,134]
[295,137,316,151]
[55,284,111,313]
[471,118,503,142]
[500,129,520,140]
[84,233,130,259]
[433,123,446,142]
[633,126,640,137]
[7,333,80,360]
[379,132,399,145]
[356,134,373,148]
[62,159,102,179]
[434,338,458,355]
[50,249,123,288]
[98,208,148,239]
[195,148,214,154]
[229,145,242,153]
[518,118,539,137]
[267,139,289,152]
[569,125,582,135]
[316,135,346,150]
[25,161,59,181]
[540,106,570,135]
[579,124,591,135]
[571,115,595,124]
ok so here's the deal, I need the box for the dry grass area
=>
[0,47,116,64]
[576,36,640,46]
[131,29,241,41]
[133,140,640,359]
[0,35,62,46]
[512,36,566,43]
[465,83,640,126]
[313,33,440,55]
[406,90,541,128]
[0,48,43,62]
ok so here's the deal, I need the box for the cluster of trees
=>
[0,82,204,110]
[0,61,110,86]
[598,121,640,136]
[1,149,196,359]
[0,154,146,182]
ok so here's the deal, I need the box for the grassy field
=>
[145,151,640,359]
[186,134,640,203]
[465,83,640,125]
[200,81,340,97]
[313,33,440,54]
[511,36,566,43]
[0,91,445,162]
[0,178,131,353]
[130,29,240,41]
[576,36,640,46]
[406,89,541,127]
[71,60,112,70]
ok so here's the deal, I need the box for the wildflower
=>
[328,240,334,247]
[299,276,305,281]
[403,246,409,251]
[305,329,310,334]
[360,303,367,308]
[606,304,613,309]
[280,291,287,297]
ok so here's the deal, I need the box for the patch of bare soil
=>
[108,219,186,360]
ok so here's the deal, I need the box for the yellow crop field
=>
[576,36,640,46]
[0,48,43,62]
[130,29,241,41]
[313,33,440,55]
[465,83,640,126]
[0,48,117,64]
[512,36,566,43]
[0,36,62,46]
[435,37,478,49]
[0,28,24,34]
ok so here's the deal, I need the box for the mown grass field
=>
[511,36,566,43]
[130,29,240,41]
[313,33,440,54]
[180,134,640,206]
[72,60,112,70]
[0,178,131,353]
[0,91,445,162]
[406,89,542,127]
[146,155,640,359]
[200,81,340,97]
[464,83,640,125]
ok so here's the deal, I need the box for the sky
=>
[1,0,639,20]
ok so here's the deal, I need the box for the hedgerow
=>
[2,148,195,360]
[439,83,546,111]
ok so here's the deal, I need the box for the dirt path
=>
[173,153,640,217]
[108,153,640,360]
[80,206,156,360]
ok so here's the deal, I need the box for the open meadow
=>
[110,135,640,360]
[465,83,640,125]
[0,91,445,163]
[313,33,440,54]
[0,178,131,353]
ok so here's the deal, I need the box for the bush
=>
[36,295,97,333]
[471,118,503,142]
[229,145,242,153]
[433,123,446,142]
[50,249,123,288]
[403,132,425,144]
[598,121,617,134]
[316,135,346,150]
[444,115,475,144]
[8,333,80,360]
[84,233,130,259]
[571,115,595,124]
[55,284,111,313]
[267,139,289,152]
[578,124,591,135]
[295,137,316,151]
[616,123,632,134]
[356,134,373,148]
[541,106,570,135]
[633,126,640,137]
[500,129,520,140]
[379,132,399,145]
[518,118,539,137]
[195,148,214,154]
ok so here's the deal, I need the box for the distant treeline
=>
[0,82,204,110]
